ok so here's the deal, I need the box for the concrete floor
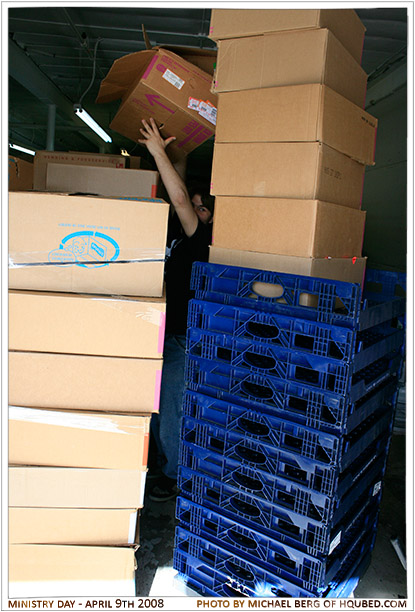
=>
[135,433,407,599]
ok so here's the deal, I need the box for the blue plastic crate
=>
[364,269,406,301]
[191,262,405,331]
[176,485,380,559]
[185,353,400,425]
[188,299,405,368]
[187,326,404,398]
[178,445,388,527]
[173,533,375,598]
[184,381,397,437]
[173,521,378,595]
[180,401,393,472]
[181,391,395,470]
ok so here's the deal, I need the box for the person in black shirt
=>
[138,118,214,501]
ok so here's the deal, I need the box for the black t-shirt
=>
[164,215,212,334]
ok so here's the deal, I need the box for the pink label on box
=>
[154,370,162,412]
[158,312,166,355]
[142,55,159,80]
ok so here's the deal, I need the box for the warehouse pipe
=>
[46,103,56,151]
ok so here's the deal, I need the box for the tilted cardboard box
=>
[33,150,150,190]
[46,163,160,199]
[209,246,367,289]
[8,191,169,297]
[9,407,150,469]
[9,508,139,545]
[211,143,366,208]
[215,85,378,166]
[9,156,34,191]
[9,467,146,509]
[96,48,217,160]
[9,290,166,359]
[213,29,367,108]
[9,352,163,413]
[9,545,136,597]
[209,9,365,64]
[211,197,366,258]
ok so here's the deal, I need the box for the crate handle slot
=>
[245,321,280,340]
[224,560,255,582]
[237,416,270,437]
[230,497,261,518]
[250,281,286,301]
[235,443,267,465]
[232,470,264,492]
[228,529,258,550]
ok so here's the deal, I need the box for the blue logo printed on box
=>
[48,231,120,268]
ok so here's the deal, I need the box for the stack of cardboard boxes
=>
[8,154,170,596]
[208,8,378,286]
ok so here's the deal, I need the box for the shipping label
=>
[187,97,217,125]
[162,69,185,90]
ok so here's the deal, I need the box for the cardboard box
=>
[33,150,150,190]
[215,85,378,166]
[96,48,217,160]
[46,163,160,198]
[213,29,367,108]
[209,8,365,64]
[9,352,163,413]
[209,246,367,288]
[9,290,166,359]
[8,191,169,297]
[9,508,139,545]
[211,143,366,208]
[9,406,150,469]
[9,467,146,509]
[212,197,365,258]
[164,45,217,75]
[9,156,34,191]
[9,545,136,597]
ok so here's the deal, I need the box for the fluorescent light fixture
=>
[74,104,112,143]
[9,143,35,156]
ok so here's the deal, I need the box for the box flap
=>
[96,50,155,104]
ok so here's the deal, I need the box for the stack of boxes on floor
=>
[8,152,170,597]
[172,10,406,597]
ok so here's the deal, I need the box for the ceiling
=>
[8,5,408,169]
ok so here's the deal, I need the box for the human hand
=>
[138,118,176,158]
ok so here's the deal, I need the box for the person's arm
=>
[138,118,198,237]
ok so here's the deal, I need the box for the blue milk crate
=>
[181,391,395,469]
[184,382,397,437]
[178,445,387,527]
[185,353,400,427]
[176,484,380,559]
[186,326,404,397]
[191,262,406,331]
[180,401,394,471]
[364,268,406,302]
[188,299,405,368]
[173,545,316,598]
[173,520,378,595]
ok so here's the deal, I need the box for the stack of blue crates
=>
[173,262,406,598]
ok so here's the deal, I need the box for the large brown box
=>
[8,352,163,413]
[209,9,365,64]
[9,508,139,545]
[96,48,217,160]
[211,144,366,208]
[9,545,136,597]
[46,163,160,199]
[33,150,149,191]
[215,85,377,166]
[213,29,367,108]
[9,290,166,359]
[9,467,146,509]
[9,406,150,469]
[209,246,367,288]
[8,191,169,297]
[211,197,366,258]
[9,156,34,191]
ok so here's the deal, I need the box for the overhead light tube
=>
[9,143,35,156]
[74,104,112,143]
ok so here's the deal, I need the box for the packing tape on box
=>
[9,406,150,434]
[8,247,166,267]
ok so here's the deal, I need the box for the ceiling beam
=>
[9,38,109,151]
